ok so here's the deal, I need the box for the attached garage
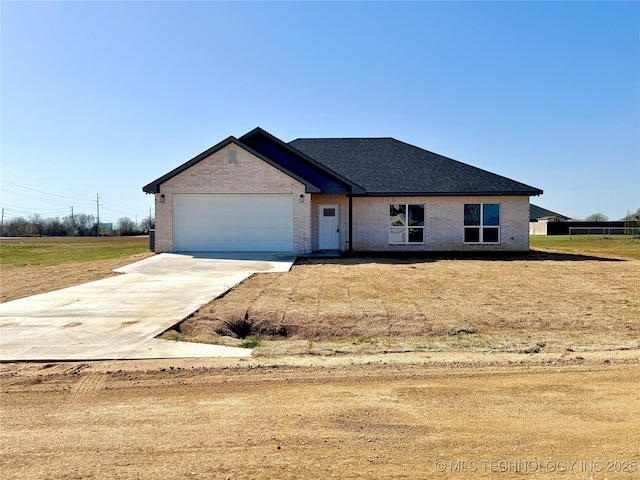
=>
[173,193,294,252]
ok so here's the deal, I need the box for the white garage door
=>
[173,194,293,252]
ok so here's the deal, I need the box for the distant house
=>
[529,205,571,235]
[530,204,571,222]
[143,127,543,253]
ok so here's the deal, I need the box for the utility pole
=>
[95,194,102,236]
[1,208,4,237]
[69,206,75,236]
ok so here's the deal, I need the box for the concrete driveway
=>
[0,253,295,362]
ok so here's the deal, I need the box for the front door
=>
[318,204,340,250]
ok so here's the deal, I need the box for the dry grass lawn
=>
[531,234,640,259]
[1,236,152,302]
[0,253,154,303]
[174,251,640,356]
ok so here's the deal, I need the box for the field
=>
[1,236,639,479]
[530,234,640,259]
[0,236,152,302]
[0,236,150,266]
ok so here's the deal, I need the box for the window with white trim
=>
[464,203,500,243]
[390,204,425,244]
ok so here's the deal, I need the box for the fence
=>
[569,226,640,239]
[546,221,639,236]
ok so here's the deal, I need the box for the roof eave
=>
[142,136,321,194]
[353,189,544,197]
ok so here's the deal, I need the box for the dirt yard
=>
[0,252,154,302]
[1,244,639,478]
[1,236,153,303]
[1,352,638,479]
[172,252,640,357]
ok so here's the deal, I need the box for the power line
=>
[1,188,95,207]
[102,200,142,210]
[101,205,149,216]
[0,179,94,203]
[0,203,72,214]
[0,182,152,222]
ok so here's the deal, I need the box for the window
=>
[464,203,500,243]
[390,204,424,244]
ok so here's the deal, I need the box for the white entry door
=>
[318,204,340,250]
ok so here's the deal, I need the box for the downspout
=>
[348,194,353,253]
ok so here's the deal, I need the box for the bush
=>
[239,335,261,348]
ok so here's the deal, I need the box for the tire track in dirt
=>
[1,362,85,389]
[71,371,106,396]
[68,362,116,397]
[40,362,87,375]
[0,374,24,389]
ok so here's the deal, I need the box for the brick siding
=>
[154,144,311,253]
[311,195,531,252]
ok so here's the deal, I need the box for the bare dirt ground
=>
[1,248,638,478]
[173,252,640,356]
[0,252,154,302]
[1,352,638,479]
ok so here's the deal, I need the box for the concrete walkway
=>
[0,253,295,362]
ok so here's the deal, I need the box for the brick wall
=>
[154,144,311,253]
[311,194,531,252]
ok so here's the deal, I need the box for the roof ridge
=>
[291,137,396,141]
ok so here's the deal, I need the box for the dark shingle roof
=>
[143,128,543,198]
[530,204,570,221]
[289,137,543,196]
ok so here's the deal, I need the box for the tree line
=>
[1,213,154,237]
[583,209,640,223]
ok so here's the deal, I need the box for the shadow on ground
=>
[297,250,626,265]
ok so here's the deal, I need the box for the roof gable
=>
[289,137,543,196]
[239,128,365,195]
[142,136,321,194]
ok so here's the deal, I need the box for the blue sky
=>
[1,1,638,224]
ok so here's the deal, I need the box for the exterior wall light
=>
[160,194,165,203]
[300,194,304,203]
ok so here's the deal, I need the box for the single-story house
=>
[143,127,543,253]
[530,204,571,222]
[529,204,571,235]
